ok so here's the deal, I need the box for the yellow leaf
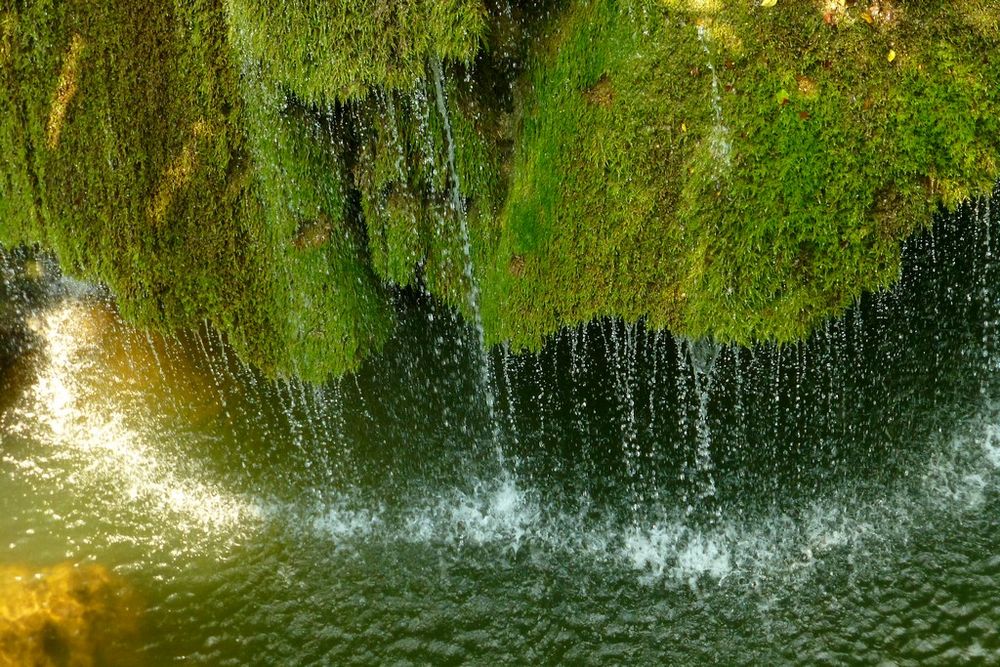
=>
[761,0,777,6]
[887,49,896,62]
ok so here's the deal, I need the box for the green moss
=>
[224,0,486,104]
[482,0,1000,349]
[0,0,395,381]
[0,0,251,317]
[350,59,508,313]
[2,0,998,379]
[233,71,395,380]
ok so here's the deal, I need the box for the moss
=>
[232,71,395,379]
[224,0,487,104]
[0,0,267,356]
[350,58,508,312]
[482,0,1000,349]
[1,0,998,378]
[0,0,399,381]
[0,0,246,315]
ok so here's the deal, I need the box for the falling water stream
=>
[1,189,1000,664]
[683,337,722,517]
[695,23,732,171]
[430,59,505,467]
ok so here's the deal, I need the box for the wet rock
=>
[0,562,142,666]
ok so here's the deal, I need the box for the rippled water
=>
[1,193,1000,664]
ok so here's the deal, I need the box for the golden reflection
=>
[149,120,211,223]
[26,298,220,424]
[46,34,85,150]
[14,298,263,534]
[0,562,141,667]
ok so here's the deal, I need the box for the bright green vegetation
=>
[0,0,395,379]
[1,0,999,378]
[235,72,394,379]
[0,1,263,343]
[482,0,1000,346]
[224,0,486,104]
[1,0,268,370]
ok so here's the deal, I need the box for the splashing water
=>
[4,300,266,555]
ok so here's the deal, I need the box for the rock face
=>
[0,563,141,667]
[0,1,998,380]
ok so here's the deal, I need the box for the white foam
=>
[311,503,382,540]
[676,533,732,582]
[622,521,738,586]
[622,522,684,576]
[415,474,541,548]
[296,403,1000,584]
[983,423,1000,468]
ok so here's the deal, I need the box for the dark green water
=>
[2,192,1000,664]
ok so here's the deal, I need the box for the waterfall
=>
[695,24,732,171]
[3,187,1000,664]
[430,58,504,460]
[684,336,722,517]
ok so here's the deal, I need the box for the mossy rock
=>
[1,0,998,379]
[481,0,1000,349]
[0,0,397,381]
[0,562,142,667]
[224,0,487,104]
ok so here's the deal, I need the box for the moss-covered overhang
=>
[1,0,998,380]
[485,0,1000,349]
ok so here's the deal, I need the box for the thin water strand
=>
[430,58,503,460]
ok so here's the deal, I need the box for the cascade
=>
[1,189,1000,662]
[429,58,505,462]
[695,23,732,171]
[682,336,722,516]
